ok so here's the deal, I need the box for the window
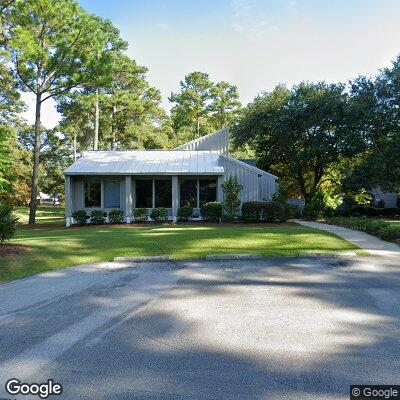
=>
[84,180,101,207]
[180,179,197,207]
[135,179,153,208]
[199,179,217,207]
[104,180,120,208]
[155,179,172,208]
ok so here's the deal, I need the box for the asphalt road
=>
[0,256,399,399]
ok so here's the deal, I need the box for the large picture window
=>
[135,179,153,208]
[104,180,120,208]
[84,180,101,207]
[180,179,197,208]
[199,179,217,207]
[155,179,172,208]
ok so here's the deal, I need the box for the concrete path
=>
[0,256,400,399]
[295,219,400,257]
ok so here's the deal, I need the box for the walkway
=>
[295,220,400,257]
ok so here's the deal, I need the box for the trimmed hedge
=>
[133,208,148,222]
[150,207,168,223]
[326,217,400,243]
[329,207,400,218]
[177,205,193,222]
[108,209,124,224]
[202,202,223,222]
[72,210,88,226]
[90,210,106,225]
[0,203,18,243]
[241,201,289,223]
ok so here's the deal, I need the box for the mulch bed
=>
[0,244,27,258]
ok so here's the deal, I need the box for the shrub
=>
[202,202,223,222]
[72,209,88,226]
[0,203,19,243]
[283,203,302,219]
[150,207,168,223]
[177,205,193,222]
[133,208,148,222]
[241,201,263,222]
[261,201,287,223]
[379,225,400,242]
[303,203,323,220]
[221,176,242,221]
[90,210,106,224]
[108,209,124,224]
[377,199,385,208]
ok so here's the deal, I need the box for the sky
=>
[22,0,400,128]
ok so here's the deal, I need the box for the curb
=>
[206,254,263,260]
[297,251,358,258]
[113,256,170,262]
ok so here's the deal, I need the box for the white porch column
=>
[125,176,132,223]
[65,175,72,227]
[171,176,179,222]
[217,175,224,202]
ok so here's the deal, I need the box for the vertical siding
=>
[220,157,277,203]
[174,128,229,155]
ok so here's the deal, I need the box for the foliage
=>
[233,82,358,204]
[0,203,19,243]
[260,202,287,223]
[221,176,242,221]
[108,209,124,224]
[133,208,148,222]
[202,202,223,222]
[90,210,106,225]
[177,205,193,222]
[72,210,88,226]
[170,71,241,140]
[377,199,385,208]
[283,204,302,219]
[150,207,168,223]
[326,217,400,243]
[1,0,125,223]
[241,201,263,222]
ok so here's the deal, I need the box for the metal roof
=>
[64,150,224,176]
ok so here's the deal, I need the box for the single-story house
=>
[63,128,278,226]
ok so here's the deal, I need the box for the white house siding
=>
[219,156,277,203]
[174,128,230,155]
[370,188,398,208]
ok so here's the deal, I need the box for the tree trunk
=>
[28,93,42,224]
[111,105,116,150]
[196,118,200,139]
[73,132,77,162]
[93,89,99,150]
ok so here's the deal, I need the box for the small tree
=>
[221,176,242,221]
[0,203,19,244]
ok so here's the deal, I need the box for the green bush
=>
[72,210,88,226]
[377,199,385,208]
[241,201,263,222]
[379,225,400,242]
[0,203,19,243]
[261,201,287,223]
[177,205,193,222]
[221,176,242,221]
[133,208,148,222]
[303,203,323,220]
[90,210,106,225]
[150,207,168,223]
[283,203,302,219]
[202,202,223,222]
[108,209,124,224]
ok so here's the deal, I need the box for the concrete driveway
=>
[0,256,399,399]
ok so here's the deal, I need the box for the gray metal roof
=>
[64,150,224,176]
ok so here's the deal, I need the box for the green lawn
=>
[0,207,361,282]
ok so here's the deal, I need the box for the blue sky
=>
[23,0,400,127]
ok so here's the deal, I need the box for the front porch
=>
[64,175,224,226]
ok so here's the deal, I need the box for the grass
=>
[0,206,361,282]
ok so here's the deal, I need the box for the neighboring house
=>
[37,192,60,206]
[63,128,277,226]
[369,187,399,208]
